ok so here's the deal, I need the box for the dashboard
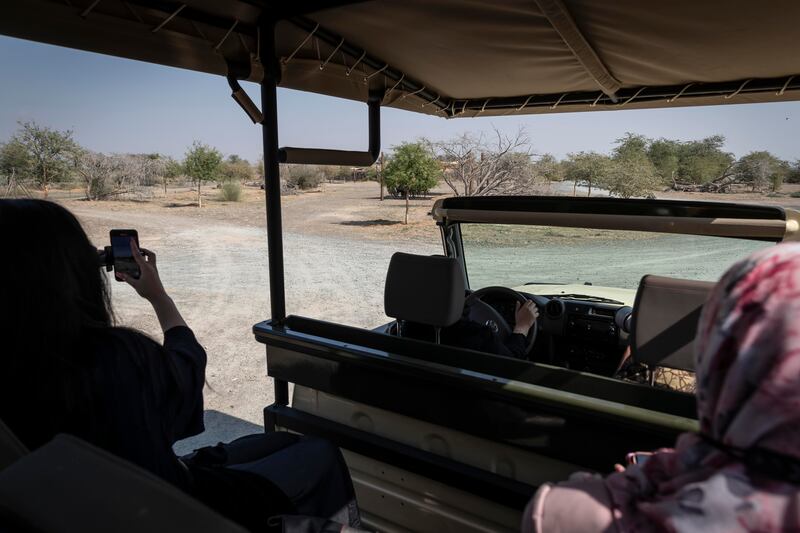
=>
[483,291,632,375]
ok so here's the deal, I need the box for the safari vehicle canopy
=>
[2,1,800,531]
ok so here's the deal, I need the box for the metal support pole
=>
[260,18,289,406]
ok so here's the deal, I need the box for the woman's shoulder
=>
[84,326,162,357]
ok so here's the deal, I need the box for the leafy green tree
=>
[160,157,183,195]
[607,134,663,197]
[736,151,788,192]
[613,133,649,160]
[15,122,81,197]
[0,138,32,183]
[564,151,612,196]
[786,160,800,184]
[646,138,681,184]
[183,141,222,207]
[676,135,734,184]
[607,153,661,198]
[532,153,564,183]
[221,156,254,183]
[384,142,441,224]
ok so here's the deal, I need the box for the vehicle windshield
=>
[460,223,771,304]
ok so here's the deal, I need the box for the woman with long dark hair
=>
[0,199,359,532]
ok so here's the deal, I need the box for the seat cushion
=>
[0,434,247,533]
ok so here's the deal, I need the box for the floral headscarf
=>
[604,242,800,532]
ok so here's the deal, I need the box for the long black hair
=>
[0,199,113,359]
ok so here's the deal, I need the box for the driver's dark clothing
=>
[442,321,528,359]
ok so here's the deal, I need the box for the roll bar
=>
[227,74,381,167]
[231,14,383,406]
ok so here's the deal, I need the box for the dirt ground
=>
[54,181,800,451]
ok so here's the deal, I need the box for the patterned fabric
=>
[602,242,800,532]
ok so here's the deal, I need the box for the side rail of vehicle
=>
[253,316,697,507]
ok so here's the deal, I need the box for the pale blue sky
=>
[1,35,798,163]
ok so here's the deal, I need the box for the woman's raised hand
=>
[119,239,167,303]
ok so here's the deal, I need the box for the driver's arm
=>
[505,300,539,359]
[503,332,528,359]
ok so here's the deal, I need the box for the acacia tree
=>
[607,135,662,198]
[531,153,564,186]
[183,141,222,207]
[787,160,800,184]
[384,143,441,224]
[0,139,33,197]
[429,127,533,196]
[15,122,80,197]
[0,139,31,181]
[607,155,661,198]
[73,151,126,200]
[564,151,612,196]
[162,157,183,195]
[736,151,787,192]
[221,155,254,183]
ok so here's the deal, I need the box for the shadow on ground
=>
[338,219,402,227]
[173,409,263,455]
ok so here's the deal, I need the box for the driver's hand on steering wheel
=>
[513,300,539,335]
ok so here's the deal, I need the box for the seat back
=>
[384,253,465,328]
[630,275,715,372]
[0,434,247,533]
[0,419,27,472]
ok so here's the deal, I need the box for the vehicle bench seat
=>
[0,433,247,533]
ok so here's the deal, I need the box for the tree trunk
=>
[572,180,577,196]
[587,181,592,197]
[197,180,202,208]
[164,179,168,196]
[379,152,385,201]
[404,190,409,225]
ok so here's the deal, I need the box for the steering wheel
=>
[464,286,538,358]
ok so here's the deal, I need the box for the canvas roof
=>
[2,0,799,117]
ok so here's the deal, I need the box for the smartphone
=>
[109,229,140,281]
[626,451,652,466]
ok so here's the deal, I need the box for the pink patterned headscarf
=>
[603,242,800,532]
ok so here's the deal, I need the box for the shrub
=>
[220,181,242,201]
[791,191,800,198]
[284,165,324,190]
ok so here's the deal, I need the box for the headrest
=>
[0,419,27,472]
[384,253,465,327]
[630,275,714,372]
[0,434,247,533]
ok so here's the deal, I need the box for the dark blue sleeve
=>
[162,326,207,441]
[502,333,528,359]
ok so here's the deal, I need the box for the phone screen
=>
[110,231,140,280]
